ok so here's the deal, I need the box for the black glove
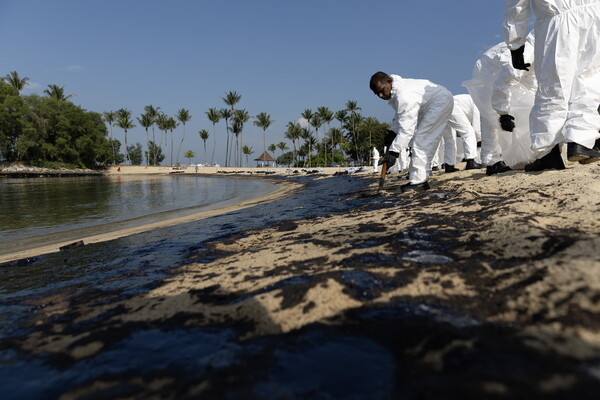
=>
[379,151,399,167]
[510,46,530,71]
[383,130,397,148]
[499,114,515,132]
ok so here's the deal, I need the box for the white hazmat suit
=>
[462,42,510,167]
[371,147,380,173]
[504,0,600,154]
[387,74,454,184]
[462,36,537,168]
[449,94,481,163]
[491,34,538,167]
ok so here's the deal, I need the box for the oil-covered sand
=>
[1,163,599,399]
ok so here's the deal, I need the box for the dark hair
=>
[370,71,390,91]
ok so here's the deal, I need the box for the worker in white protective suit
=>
[431,117,459,173]
[371,147,380,173]
[492,33,539,170]
[449,94,484,170]
[370,71,453,192]
[504,0,600,170]
[462,42,515,176]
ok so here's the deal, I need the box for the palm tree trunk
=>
[176,125,186,166]
[170,130,174,166]
[211,124,216,165]
[145,129,150,166]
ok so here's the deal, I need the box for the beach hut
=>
[254,151,277,167]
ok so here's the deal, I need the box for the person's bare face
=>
[372,79,392,100]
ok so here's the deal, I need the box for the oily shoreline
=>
[1,162,600,398]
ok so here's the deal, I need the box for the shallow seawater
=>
[0,175,278,256]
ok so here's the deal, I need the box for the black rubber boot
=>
[525,145,566,172]
[567,142,600,164]
[444,164,459,173]
[400,181,430,193]
[486,161,511,176]
[465,159,483,170]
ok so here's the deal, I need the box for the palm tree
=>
[362,117,379,164]
[167,117,179,166]
[268,143,277,155]
[328,127,343,161]
[310,114,323,164]
[176,108,192,166]
[199,129,209,164]
[206,108,221,165]
[44,84,75,100]
[155,113,169,164]
[219,108,232,167]
[334,110,348,163]
[102,111,117,165]
[347,112,364,163]
[137,113,153,165]
[301,127,315,168]
[232,109,250,167]
[346,100,362,163]
[285,121,301,166]
[3,71,29,93]
[115,108,136,163]
[318,107,334,163]
[242,145,254,167]
[277,142,288,162]
[253,112,273,167]
[144,105,160,165]
[223,91,241,165]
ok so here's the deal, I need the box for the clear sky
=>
[0,0,507,166]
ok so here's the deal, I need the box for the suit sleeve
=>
[503,0,531,50]
[389,96,420,154]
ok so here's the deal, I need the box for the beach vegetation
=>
[175,108,191,166]
[184,149,195,164]
[242,144,253,167]
[115,108,136,163]
[222,91,241,167]
[137,112,154,166]
[199,129,209,164]
[143,105,161,165]
[44,84,75,101]
[231,109,250,167]
[127,143,143,165]
[205,108,220,165]
[0,80,113,168]
[3,71,29,93]
[276,151,294,167]
[253,112,273,165]
[146,141,165,165]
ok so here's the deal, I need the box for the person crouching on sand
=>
[370,71,454,193]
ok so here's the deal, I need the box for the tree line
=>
[1,70,390,169]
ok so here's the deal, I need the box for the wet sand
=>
[2,161,600,398]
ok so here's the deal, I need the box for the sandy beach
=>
[2,160,600,398]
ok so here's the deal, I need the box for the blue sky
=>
[0,0,507,165]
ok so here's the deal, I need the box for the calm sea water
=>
[0,175,277,256]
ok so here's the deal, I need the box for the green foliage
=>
[146,141,165,165]
[0,79,110,168]
[184,150,195,160]
[127,143,143,165]
[276,151,294,167]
